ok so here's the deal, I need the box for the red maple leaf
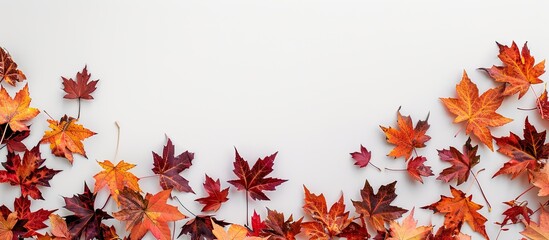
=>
[0,123,30,153]
[350,145,373,168]
[195,174,229,212]
[497,200,533,227]
[537,86,549,120]
[63,182,112,240]
[178,215,229,240]
[152,138,195,193]
[0,145,60,200]
[436,138,479,185]
[62,66,99,100]
[0,196,54,238]
[493,117,548,179]
[227,149,287,201]
[406,156,433,183]
[248,211,266,237]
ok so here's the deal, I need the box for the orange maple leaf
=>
[387,208,432,240]
[531,164,549,197]
[0,47,26,86]
[0,84,39,132]
[113,189,186,240]
[40,115,95,164]
[440,70,512,150]
[422,186,488,239]
[302,186,352,239]
[0,212,19,240]
[521,206,549,239]
[380,109,430,160]
[93,160,141,204]
[481,42,545,99]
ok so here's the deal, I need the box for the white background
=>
[1,0,549,239]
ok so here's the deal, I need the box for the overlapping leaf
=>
[93,160,141,204]
[532,164,549,196]
[0,47,26,86]
[0,196,53,238]
[440,71,512,150]
[387,208,432,240]
[178,215,229,240]
[380,110,430,160]
[406,156,433,183]
[436,138,479,185]
[0,84,39,132]
[521,207,549,240]
[152,138,195,193]
[195,174,229,212]
[302,186,353,239]
[40,115,96,164]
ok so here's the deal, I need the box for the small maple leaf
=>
[537,86,549,120]
[422,186,488,239]
[40,115,96,164]
[302,186,353,238]
[63,182,112,240]
[521,206,549,239]
[113,188,186,240]
[0,84,39,132]
[0,145,60,200]
[228,149,287,201]
[497,200,533,227]
[436,138,479,185]
[46,214,71,239]
[178,215,229,240]
[62,66,99,100]
[262,208,302,240]
[0,47,26,86]
[493,117,548,179]
[480,41,545,99]
[0,123,30,153]
[350,145,372,168]
[387,208,433,240]
[380,109,430,160]
[248,211,266,237]
[352,180,407,231]
[532,164,549,196]
[152,138,195,193]
[0,212,27,240]
[195,174,229,212]
[93,160,141,204]
[440,71,512,150]
[406,156,433,183]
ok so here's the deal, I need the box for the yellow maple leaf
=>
[40,115,95,164]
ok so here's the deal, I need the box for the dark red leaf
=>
[0,123,30,153]
[350,145,372,168]
[436,138,479,185]
[248,211,265,237]
[263,208,302,240]
[406,156,434,183]
[62,66,99,100]
[195,174,229,212]
[152,138,195,193]
[179,215,229,240]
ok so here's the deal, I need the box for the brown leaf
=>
[0,47,26,86]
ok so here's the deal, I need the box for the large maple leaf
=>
[532,164,549,197]
[352,180,407,231]
[493,117,548,179]
[440,71,512,150]
[113,188,186,240]
[0,196,54,238]
[152,138,195,193]
[436,138,479,185]
[422,186,488,239]
[380,109,430,160]
[0,145,60,200]
[302,186,353,239]
[63,183,112,240]
[40,115,96,164]
[0,84,39,132]
[62,66,99,100]
[0,47,26,86]
[195,174,229,212]
[387,208,433,240]
[178,215,229,240]
[521,206,549,240]
[93,160,141,204]
[481,41,545,99]
[228,149,287,201]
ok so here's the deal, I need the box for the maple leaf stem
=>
[77,98,81,119]
[514,185,535,201]
[0,123,8,149]
[454,128,462,138]
[114,121,120,161]
[43,110,55,121]
[139,175,158,180]
[384,167,407,172]
[0,76,4,84]
[100,194,111,210]
[532,200,549,214]
[517,107,537,111]
[530,85,540,99]
[246,189,249,227]
[470,169,492,212]
[413,148,419,158]
[369,162,381,171]
[173,196,196,217]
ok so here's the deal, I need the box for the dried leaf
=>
[152,138,195,193]
[302,186,352,238]
[0,84,39,132]
[93,160,141,204]
[521,207,549,240]
[532,164,549,196]
[0,47,26,86]
[436,138,479,185]
[178,215,229,240]
[195,174,229,212]
[380,109,430,160]
[406,156,433,183]
[350,145,372,168]
[387,208,433,240]
[62,66,99,100]
[40,115,96,164]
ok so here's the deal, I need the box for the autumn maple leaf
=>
[302,186,353,239]
[114,188,186,240]
[0,84,39,132]
[352,180,407,232]
[497,200,533,227]
[350,145,372,168]
[422,186,488,239]
[178,215,229,240]
[43,214,71,240]
[152,138,195,193]
[436,138,480,185]
[380,109,430,160]
[387,208,433,240]
[0,47,26,86]
[40,115,96,164]
[0,196,54,238]
[406,156,433,183]
[93,160,141,204]
[228,149,287,201]
[440,71,512,150]
[521,206,549,239]
[0,212,26,240]
[63,183,112,240]
[262,208,302,240]
[493,117,548,179]
[531,164,549,196]
[481,41,545,99]
[212,222,253,240]
[0,145,60,200]
[195,174,229,212]
[537,86,549,120]
[0,123,30,153]
[62,66,99,100]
